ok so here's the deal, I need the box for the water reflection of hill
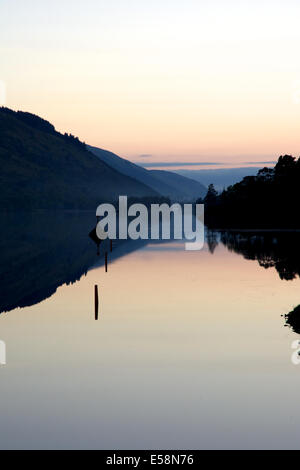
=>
[4,216,300,318]
[1,212,192,315]
[0,212,148,314]
[0,212,96,313]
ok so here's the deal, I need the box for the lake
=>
[0,213,300,449]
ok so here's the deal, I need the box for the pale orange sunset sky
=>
[1,0,300,167]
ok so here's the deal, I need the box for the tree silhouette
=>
[204,184,218,205]
[203,155,300,228]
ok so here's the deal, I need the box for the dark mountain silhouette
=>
[0,107,160,209]
[202,156,300,229]
[88,145,207,201]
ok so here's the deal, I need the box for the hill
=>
[0,107,159,210]
[88,145,206,201]
[149,169,206,200]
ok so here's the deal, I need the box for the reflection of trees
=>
[209,230,300,334]
[207,230,219,254]
[285,306,300,334]
[219,231,300,281]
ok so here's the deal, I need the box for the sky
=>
[1,0,300,168]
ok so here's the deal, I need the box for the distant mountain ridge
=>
[88,145,207,201]
[149,169,207,200]
[175,167,267,191]
[0,107,159,209]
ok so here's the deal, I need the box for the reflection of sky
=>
[0,241,300,449]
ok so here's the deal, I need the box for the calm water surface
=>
[0,213,300,449]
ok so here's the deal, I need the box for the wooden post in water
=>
[94,285,99,320]
[105,252,108,273]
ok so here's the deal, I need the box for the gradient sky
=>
[1,0,300,166]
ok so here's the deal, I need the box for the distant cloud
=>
[138,154,153,158]
[244,161,276,165]
[134,161,224,168]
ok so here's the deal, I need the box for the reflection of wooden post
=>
[110,240,113,252]
[0,340,6,365]
[105,252,108,272]
[94,285,99,320]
